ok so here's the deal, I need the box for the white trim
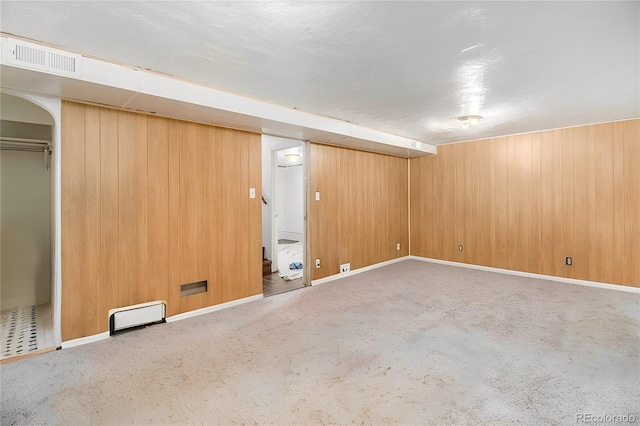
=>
[62,332,109,349]
[408,256,640,293]
[166,294,263,323]
[444,116,640,147]
[271,148,279,272]
[311,256,410,286]
[303,140,311,287]
[60,295,263,349]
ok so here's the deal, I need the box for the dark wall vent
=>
[180,280,207,297]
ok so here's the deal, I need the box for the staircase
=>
[262,247,272,276]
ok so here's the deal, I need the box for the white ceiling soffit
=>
[0,1,638,146]
[0,36,433,158]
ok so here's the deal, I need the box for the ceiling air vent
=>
[7,38,82,78]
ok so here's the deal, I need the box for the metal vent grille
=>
[48,52,76,73]
[15,43,46,66]
[8,38,81,77]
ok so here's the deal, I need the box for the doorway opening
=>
[0,93,56,361]
[261,136,308,297]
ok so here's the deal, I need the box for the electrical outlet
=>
[315,258,321,268]
[458,245,463,252]
[396,243,400,251]
[566,257,572,266]
[340,263,350,273]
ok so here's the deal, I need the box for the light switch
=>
[249,188,256,198]
[315,191,320,201]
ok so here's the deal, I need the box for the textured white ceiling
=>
[1,1,638,145]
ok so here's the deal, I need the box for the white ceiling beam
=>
[0,35,436,158]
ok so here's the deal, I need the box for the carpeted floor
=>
[1,260,638,424]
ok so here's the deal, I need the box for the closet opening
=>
[0,93,55,362]
[261,135,308,297]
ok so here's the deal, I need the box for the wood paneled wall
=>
[410,119,640,287]
[61,101,262,341]
[310,143,409,279]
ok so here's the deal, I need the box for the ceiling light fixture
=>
[285,153,301,162]
[458,115,482,129]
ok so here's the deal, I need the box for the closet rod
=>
[0,136,51,145]
[0,139,52,169]
[0,139,52,155]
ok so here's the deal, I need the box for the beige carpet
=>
[1,260,638,424]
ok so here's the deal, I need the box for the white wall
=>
[261,135,301,261]
[276,165,304,241]
[1,150,51,310]
[1,93,55,125]
[261,138,274,260]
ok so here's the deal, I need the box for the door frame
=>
[266,138,310,287]
[270,148,278,272]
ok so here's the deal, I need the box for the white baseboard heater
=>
[108,301,167,335]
